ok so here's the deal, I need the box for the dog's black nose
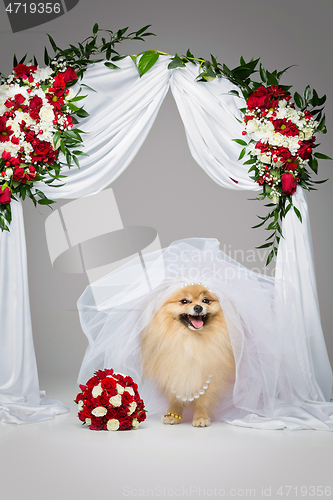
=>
[193,305,203,314]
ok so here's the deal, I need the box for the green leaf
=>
[19,53,27,64]
[75,108,89,118]
[256,242,273,249]
[13,54,18,67]
[293,206,302,223]
[47,34,58,53]
[168,54,186,70]
[314,152,332,160]
[312,178,329,184]
[135,24,153,36]
[70,95,88,102]
[294,92,304,108]
[44,47,50,65]
[93,23,99,35]
[228,90,240,97]
[266,249,275,266]
[104,62,120,70]
[200,66,216,82]
[38,199,55,206]
[232,138,247,146]
[252,220,266,229]
[309,157,318,174]
[238,147,246,161]
[304,85,311,102]
[137,51,159,77]
[259,63,267,83]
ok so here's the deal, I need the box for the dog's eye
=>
[202,298,210,304]
[180,299,189,305]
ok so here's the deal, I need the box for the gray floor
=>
[1,377,332,500]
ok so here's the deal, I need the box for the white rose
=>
[85,418,92,426]
[128,402,137,415]
[107,419,120,431]
[109,394,122,407]
[77,400,84,412]
[116,384,124,394]
[91,406,107,417]
[303,129,313,141]
[132,418,140,430]
[260,153,271,164]
[39,105,54,123]
[124,387,135,396]
[65,88,76,100]
[270,132,285,147]
[246,119,259,134]
[92,384,103,398]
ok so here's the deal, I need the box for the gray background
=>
[0,0,332,387]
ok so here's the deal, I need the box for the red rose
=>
[59,67,78,83]
[13,167,26,183]
[33,140,52,156]
[13,64,31,77]
[25,130,35,142]
[14,94,25,105]
[281,173,297,195]
[298,139,314,160]
[101,377,117,391]
[2,151,11,161]
[29,95,43,112]
[119,418,132,430]
[122,391,133,405]
[11,136,20,145]
[0,186,11,204]
[25,166,36,181]
[29,109,39,122]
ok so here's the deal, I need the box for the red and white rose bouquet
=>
[225,60,331,264]
[75,369,147,431]
[0,58,87,230]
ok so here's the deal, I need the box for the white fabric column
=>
[275,188,333,400]
[0,200,69,423]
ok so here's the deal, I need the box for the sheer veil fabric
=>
[77,238,333,430]
[0,56,332,424]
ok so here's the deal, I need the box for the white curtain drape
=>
[0,56,331,425]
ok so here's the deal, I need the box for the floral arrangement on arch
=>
[0,24,155,231]
[75,369,147,431]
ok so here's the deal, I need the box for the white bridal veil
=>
[77,238,333,431]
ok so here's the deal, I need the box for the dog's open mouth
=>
[180,314,208,329]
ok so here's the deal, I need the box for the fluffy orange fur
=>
[141,284,235,427]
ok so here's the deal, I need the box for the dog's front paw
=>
[162,414,182,425]
[192,416,210,427]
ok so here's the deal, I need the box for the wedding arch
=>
[0,27,332,425]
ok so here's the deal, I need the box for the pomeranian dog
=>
[141,284,235,427]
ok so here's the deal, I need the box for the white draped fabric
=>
[0,56,331,425]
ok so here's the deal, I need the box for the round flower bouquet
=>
[75,369,147,431]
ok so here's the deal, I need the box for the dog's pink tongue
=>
[189,315,204,329]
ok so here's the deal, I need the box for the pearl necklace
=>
[171,376,213,402]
